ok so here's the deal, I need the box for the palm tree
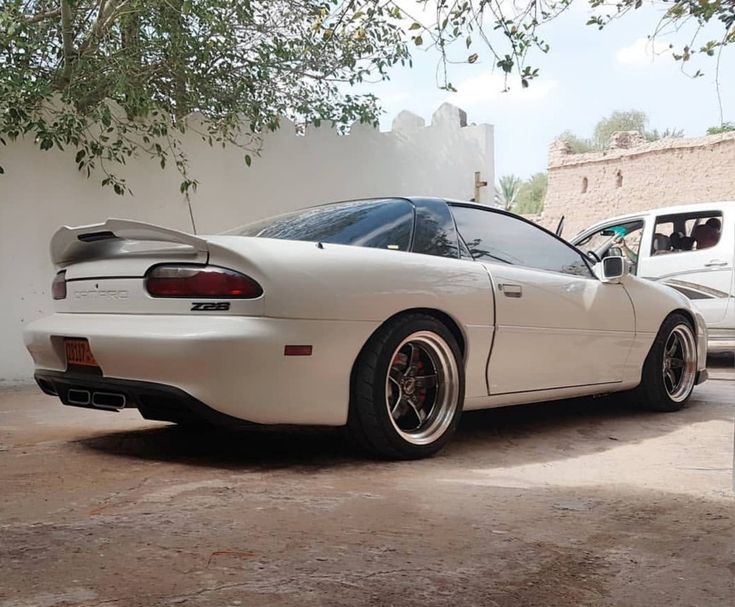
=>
[495,175,523,210]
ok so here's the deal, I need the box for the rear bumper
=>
[35,370,248,427]
[24,313,379,425]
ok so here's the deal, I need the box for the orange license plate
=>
[64,338,98,367]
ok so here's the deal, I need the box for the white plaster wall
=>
[0,103,494,382]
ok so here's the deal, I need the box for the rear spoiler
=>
[50,218,209,266]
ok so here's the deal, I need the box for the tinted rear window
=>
[411,199,460,259]
[228,199,414,251]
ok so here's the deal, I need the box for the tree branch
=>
[60,0,76,81]
[24,8,62,24]
[78,0,131,57]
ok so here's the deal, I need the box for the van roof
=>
[573,201,734,239]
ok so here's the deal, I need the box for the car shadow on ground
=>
[77,374,732,471]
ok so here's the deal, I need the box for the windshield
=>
[576,221,643,253]
[575,220,645,273]
[226,198,415,251]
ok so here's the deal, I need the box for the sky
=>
[362,2,734,181]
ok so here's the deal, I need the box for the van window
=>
[652,211,723,255]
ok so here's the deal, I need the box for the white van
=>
[571,203,734,353]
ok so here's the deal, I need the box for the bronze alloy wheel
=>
[662,323,697,403]
[384,331,460,446]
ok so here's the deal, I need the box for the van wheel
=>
[348,314,464,459]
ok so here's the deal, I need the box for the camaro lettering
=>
[73,289,128,299]
[191,302,231,311]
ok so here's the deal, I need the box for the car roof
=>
[443,198,510,211]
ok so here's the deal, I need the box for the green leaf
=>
[0,165,4,175]
[0,0,413,198]
[414,35,423,46]
[468,53,479,63]
[245,154,252,167]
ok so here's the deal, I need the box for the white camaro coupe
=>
[25,197,708,459]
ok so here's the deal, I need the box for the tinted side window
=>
[451,206,592,277]
[411,199,460,258]
[230,199,414,251]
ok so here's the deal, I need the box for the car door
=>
[638,208,734,327]
[451,205,636,394]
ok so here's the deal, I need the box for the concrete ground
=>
[1,362,733,607]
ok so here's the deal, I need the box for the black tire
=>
[348,313,465,459]
[628,313,698,412]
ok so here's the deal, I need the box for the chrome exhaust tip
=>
[67,389,91,406]
[91,391,127,411]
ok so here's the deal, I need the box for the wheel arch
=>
[671,307,695,330]
[349,307,467,389]
[670,307,707,370]
[379,308,466,360]
[642,308,697,362]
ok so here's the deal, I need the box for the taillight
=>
[52,271,67,300]
[145,265,263,298]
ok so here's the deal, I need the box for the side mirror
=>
[600,256,628,283]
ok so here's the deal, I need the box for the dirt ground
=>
[1,361,733,607]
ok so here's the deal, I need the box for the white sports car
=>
[24,197,708,459]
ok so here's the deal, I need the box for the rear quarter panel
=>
[206,237,496,399]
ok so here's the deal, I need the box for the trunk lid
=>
[51,220,264,317]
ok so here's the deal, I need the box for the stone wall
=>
[541,131,735,238]
[0,103,494,383]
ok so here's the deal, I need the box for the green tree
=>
[707,122,735,134]
[560,110,684,153]
[3,2,730,195]
[495,174,523,210]
[558,130,595,154]
[0,1,409,193]
[591,110,648,149]
[408,1,735,91]
[514,172,548,215]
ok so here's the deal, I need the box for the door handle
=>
[498,283,522,298]
[704,259,728,267]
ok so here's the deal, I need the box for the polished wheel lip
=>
[385,331,460,446]
[662,323,697,402]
